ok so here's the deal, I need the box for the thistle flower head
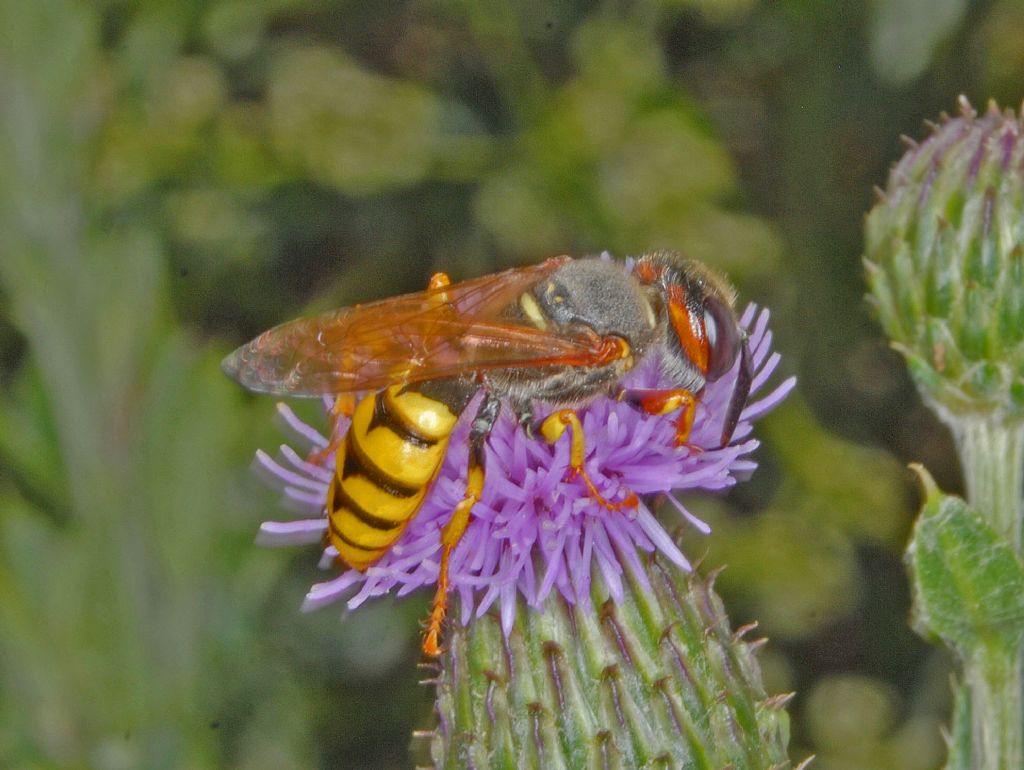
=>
[865,97,1024,419]
[255,302,794,630]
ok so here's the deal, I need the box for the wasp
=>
[223,253,752,656]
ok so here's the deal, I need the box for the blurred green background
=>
[0,0,1017,767]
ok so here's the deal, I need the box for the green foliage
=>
[901,458,1024,770]
[868,0,967,85]
[696,396,908,638]
[0,2,312,766]
[267,45,451,195]
[802,674,946,770]
[472,14,783,269]
[906,465,1024,655]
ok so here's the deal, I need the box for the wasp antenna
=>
[719,335,753,447]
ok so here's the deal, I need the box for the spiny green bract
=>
[424,558,794,770]
[865,96,1024,419]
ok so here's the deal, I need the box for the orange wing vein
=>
[222,258,609,396]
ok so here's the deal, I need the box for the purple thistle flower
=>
[255,303,794,635]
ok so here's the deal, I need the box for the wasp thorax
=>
[532,259,658,349]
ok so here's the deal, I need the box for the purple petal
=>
[257,519,327,546]
[275,403,329,449]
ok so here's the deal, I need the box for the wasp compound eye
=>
[704,296,741,382]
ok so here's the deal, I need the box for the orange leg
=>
[539,409,638,511]
[428,271,451,290]
[306,393,357,466]
[423,444,485,657]
[616,387,698,447]
[422,392,498,656]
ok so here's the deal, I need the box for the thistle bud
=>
[865,97,1024,419]
[427,559,793,770]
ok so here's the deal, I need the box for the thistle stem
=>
[964,646,1023,770]
[950,415,1024,770]
[955,417,1024,551]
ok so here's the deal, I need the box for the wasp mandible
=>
[223,253,752,656]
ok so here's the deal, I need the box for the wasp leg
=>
[422,391,499,657]
[615,387,698,447]
[537,409,638,511]
[512,399,534,439]
[428,272,451,290]
[306,393,358,466]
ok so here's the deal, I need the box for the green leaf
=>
[905,464,1024,654]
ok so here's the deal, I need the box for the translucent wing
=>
[222,258,610,396]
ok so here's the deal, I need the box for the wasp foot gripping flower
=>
[866,98,1024,770]
[255,302,795,767]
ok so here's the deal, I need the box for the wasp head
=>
[634,252,752,446]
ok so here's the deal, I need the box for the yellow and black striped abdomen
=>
[326,385,460,571]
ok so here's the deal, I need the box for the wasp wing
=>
[222,258,609,396]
